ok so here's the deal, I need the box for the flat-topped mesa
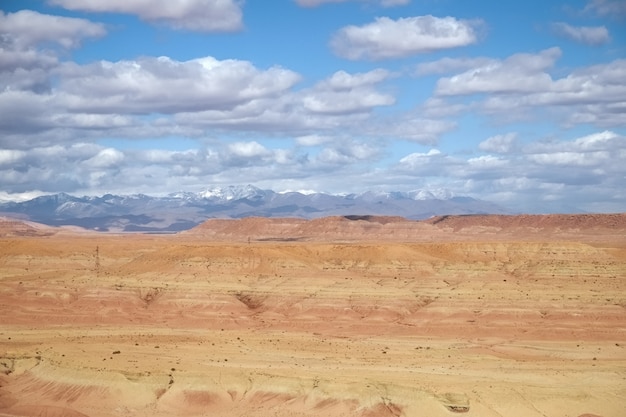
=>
[424,213,626,231]
[186,213,626,242]
[184,215,423,241]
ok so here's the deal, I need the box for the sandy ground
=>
[0,215,625,417]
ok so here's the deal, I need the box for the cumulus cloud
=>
[228,141,271,158]
[48,0,243,32]
[0,9,106,49]
[433,48,626,128]
[169,68,396,136]
[301,69,394,114]
[0,10,106,92]
[436,47,561,95]
[55,56,301,114]
[551,22,610,45]
[479,133,518,154]
[330,15,480,60]
[0,10,105,94]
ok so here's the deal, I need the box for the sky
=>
[0,0,625,213]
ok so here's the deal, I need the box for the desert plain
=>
[0,214,625,417]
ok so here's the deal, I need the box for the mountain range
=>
[0,185,511,232]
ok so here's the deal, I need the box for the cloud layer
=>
[1,1,625,214]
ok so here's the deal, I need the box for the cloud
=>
[313,139,382,166]
[55,56,301,114]
[435,47,561,95]
[433,48,626,128]
[0,149,27,168]
[302,90,394,115]
[551,22,610,45]
[0,10,104,94]
[228,141,271,158]
[479,133,518,154]
[330,15,480,60]
[394,130,626,212]
[84,148,125,168]
[322,69,390,90]
[583,0,626,16]
[2,129,624,213]
[295,135,334,146]
[48,0,243,32]
[170,68,396,135]
[301,69,394,114]
[295,0,409,7]
[0,53,304,141]
[0,9,106,49]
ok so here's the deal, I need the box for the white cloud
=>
[434,48,626,128]
[392,130,626,212]
[85,148,125,168]
[397,149,458,174]
[0,9,106,49]
[467,155,508,169]
[322,69,390,90]
[302,69,394,114]
[526,130,621,153]
[0,10,104,94]
[436,47,561,95]
[168,68,396,136]
[302,90,394,114]
[49,0,243,32]
[528,151,611,166]
[228,141,271,158]
[55,56,301,114]
[302,69,395,114]
[295,135,334,146]
[479,133,518,154]
[531,59,626,106]
[331,15,480,60]
[551,22,610,45]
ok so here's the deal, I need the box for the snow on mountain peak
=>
[198,185,265,201]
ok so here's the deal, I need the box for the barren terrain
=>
[1,214,625,417]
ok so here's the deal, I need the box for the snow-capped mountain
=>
[0,185,511,232]
[197,185,267,201]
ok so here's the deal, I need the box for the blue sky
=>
[1,0,625,213]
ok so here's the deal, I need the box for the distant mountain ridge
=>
[0,185,511,232]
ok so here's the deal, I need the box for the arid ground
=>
[1,214,625,417]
